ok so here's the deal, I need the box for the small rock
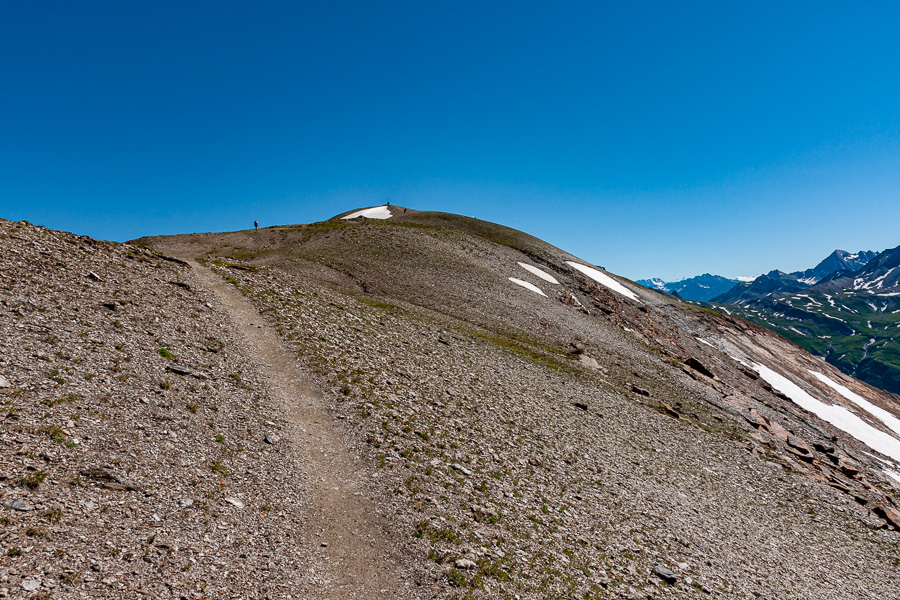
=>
[813,442,835,454]
[660,402,680,418]
[178,499,194,508]
[579,354,600,370]
[630,384,652,397]
[166,364,191,376]
[21,580,40,592]
[264,434,280,445]
[225,497,244,509]
[652,565,677,583]
[873,504,900,529]
[685,357,715,379]
[320,542,328,547]
[455,558,477,570]
[0,374,10,388]
[87,271,103,282]
[451,463,473,477]
[573,402,589,411]
[2,499,32,511]
[786,436,810,454]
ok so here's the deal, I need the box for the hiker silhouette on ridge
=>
[254,220,258,231]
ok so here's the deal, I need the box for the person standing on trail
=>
[254,220,258,231]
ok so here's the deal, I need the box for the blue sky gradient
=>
[2,1,899,281]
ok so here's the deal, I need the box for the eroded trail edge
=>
[188,260,400,599]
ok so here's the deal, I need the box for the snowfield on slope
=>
[517,262,559,284]
[753,363,900,463]
[508,277,547,297]
[809,370,900,439]
[566,261,640,301]
[341,206,392,220]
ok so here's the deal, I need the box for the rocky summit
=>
[3,207,900,599]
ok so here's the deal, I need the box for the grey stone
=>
[166,364,192,376]
[451,463,473,477]
[653,565,677,583]
[2,499,32,511]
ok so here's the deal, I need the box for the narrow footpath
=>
[187,260,402,600]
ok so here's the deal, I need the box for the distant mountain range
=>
[639,249,879,303]
[710,247,900,395]
[636,273,740,302]
[640,247,900,395]
[712,250,880,305]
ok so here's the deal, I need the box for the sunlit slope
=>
[135,206,900,599]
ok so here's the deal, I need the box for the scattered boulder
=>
[579,354,601,370]
[873,504,900,529]
[451,463,473,477]
[653,565,677,583]
[454,558,477,570]
[630,384,652,397]
[165,364,192,376]
[685,356,715,379]
[2,499,32,511]
[786,436,810,454]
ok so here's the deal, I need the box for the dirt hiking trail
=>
[188,260,402,599]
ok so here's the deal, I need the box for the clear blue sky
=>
[2,1,899,281]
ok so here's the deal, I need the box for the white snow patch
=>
[566,262,640,302]
[517,262,559,284]
[809,371,900,439]
[341,206,392,220]
[798,278,818,285]
[753,363,900,463]
[508,278,547,297]
[884,469,900,486]
[737,275,760,282]
[696,337,716,348]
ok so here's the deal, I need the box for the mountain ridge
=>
[640,248,878,304]
[708,244,900,395]
[4,209,900,599]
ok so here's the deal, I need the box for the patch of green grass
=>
[211,260,258,272]
[158,348,175,360]
[19,470,48,489]
[447,568,467,587]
